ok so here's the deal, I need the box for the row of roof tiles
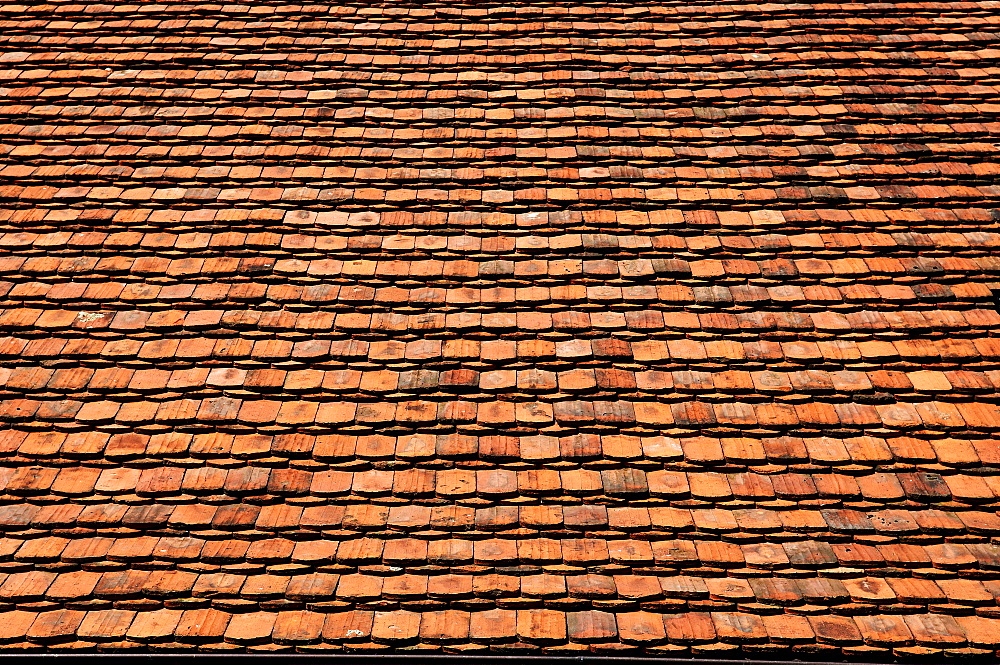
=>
[1,53,994,70]
[3,81,998,102]
[2,503,999,539]
[3,332,998,366]
[5,228,997,250]
[0,209,987,233]
[2,431,990,466]
[1,286,991,311]
[7,367,1000,396]
[6,256,995,280]
[10,186,1000,206]
[3,465,999,503]
[2,569,1000,611]
[2,98,999,115]
[0,525,999,568]
[1,4,992,15]
[8,20,999,31]
[4,396,1000,430]
[0,608,996,654]
[7,25,1000,39]
[7,165,1000,188]
[2,429,1000,466]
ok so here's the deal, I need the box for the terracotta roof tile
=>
[1,0,1000,657]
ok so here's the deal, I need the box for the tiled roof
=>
[0,0,999,658]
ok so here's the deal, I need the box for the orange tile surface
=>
[0,0,999,657]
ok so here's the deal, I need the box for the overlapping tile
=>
[0,0,999,658]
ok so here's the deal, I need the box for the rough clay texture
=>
[0,0,1000,659]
